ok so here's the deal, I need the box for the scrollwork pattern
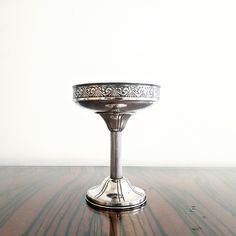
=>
[73,84,159,100]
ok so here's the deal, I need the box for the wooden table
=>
[0,167,236,236]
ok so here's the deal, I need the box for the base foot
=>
[86,176,146,209]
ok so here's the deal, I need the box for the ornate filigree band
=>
[73,83,160,101]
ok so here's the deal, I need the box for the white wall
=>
[0,0,236,166]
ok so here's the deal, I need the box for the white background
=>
[0,0,236,166]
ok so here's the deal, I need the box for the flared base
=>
[86,176,146,209]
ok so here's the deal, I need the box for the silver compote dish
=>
[73,82,160,209]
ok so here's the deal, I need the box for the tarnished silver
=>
[110,132,122,179]
[73,82,160,209]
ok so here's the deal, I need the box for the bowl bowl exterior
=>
[73,83,160,112]
[73,83,160,102]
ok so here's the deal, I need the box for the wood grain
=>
[0,167,236,236]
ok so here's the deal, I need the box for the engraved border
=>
[73,83,160,101]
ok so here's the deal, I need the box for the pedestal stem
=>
[110,131,122,179]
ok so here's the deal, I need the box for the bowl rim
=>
[72,82,160,88]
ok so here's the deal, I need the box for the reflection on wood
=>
[0,167,236,235]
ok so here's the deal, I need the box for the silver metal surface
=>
[73,82,160,209]
[86,177,147,209]
[73,82,160,112]
[110,132,122,179]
